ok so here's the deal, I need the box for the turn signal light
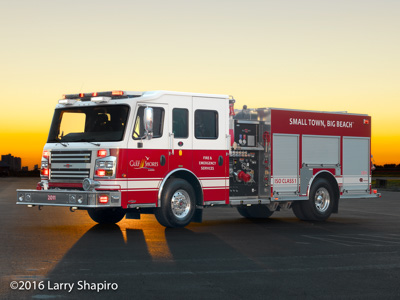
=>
[41,168,49,176]
[96,169,106,177]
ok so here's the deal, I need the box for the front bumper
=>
[16,189,121,208]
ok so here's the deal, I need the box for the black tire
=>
[155,179,196,228]
[299,178,336,221]
[291,202,307,220]
[236,205,274,219]
[236,206,252,218]
[87,208,126,224]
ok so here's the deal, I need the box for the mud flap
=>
[192,208,203,223]
[333,198,339,214]
[125,211,141,219]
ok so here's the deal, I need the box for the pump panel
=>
[229,150,259,196]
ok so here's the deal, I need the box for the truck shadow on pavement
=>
[28,215,393,300]
[30,223,267,299]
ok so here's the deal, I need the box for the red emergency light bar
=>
[62,91,130,101]
[60,90,143,102]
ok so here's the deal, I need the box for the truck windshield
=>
[47,105,129,143]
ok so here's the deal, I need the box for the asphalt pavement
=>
[1,177,399,299]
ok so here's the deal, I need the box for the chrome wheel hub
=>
[171,189,191,219]
[314,187,330,213]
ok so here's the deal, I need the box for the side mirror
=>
[143,107,153,139]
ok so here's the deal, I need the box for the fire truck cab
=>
[17,90,379,227]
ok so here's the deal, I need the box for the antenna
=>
[78,82,85,93]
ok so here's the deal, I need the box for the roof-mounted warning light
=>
[58,99,77,105]
[91,97,111,103]
[60,90,142,102]
[229,96,236,117]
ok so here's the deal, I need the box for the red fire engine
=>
[17,90,379,227]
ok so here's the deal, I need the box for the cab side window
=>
[173,108,189,138]
[133,106,164,139]
[195,110,218,139]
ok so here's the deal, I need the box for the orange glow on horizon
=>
[0,114,398,169]
[0,131,47,170]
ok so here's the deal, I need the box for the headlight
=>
[94,156,117,179]
[96,161,106,168]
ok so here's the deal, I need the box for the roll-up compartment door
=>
[272,134,299,193]
[343,137,369,191]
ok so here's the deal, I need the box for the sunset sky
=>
[0,0,399,169]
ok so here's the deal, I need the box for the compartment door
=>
[272,134,299,194]
[343,137,370,191]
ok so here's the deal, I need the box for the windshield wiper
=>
[55,137,68,147]
[86,141,101,147]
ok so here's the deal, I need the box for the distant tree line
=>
[374,164,400,169]
[373,164,400,176]
[0,170,40,177]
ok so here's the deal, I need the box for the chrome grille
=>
[50,151,91,181]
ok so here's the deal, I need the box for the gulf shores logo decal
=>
[129,156,159,170]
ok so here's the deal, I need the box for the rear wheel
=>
[87,208,126,224]
[236,206,252,218]
[155,179,196,228]
[236,205,274,219]
[295,178,336,221]
[291,202,307,220]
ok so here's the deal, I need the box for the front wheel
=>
[155,179,196,228]
[87,208,126,224]
[296,178,336,221]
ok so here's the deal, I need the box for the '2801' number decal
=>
[47,195,56,201]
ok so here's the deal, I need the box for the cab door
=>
[125,103,169,206]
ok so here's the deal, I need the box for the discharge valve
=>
[236,171,252,183]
